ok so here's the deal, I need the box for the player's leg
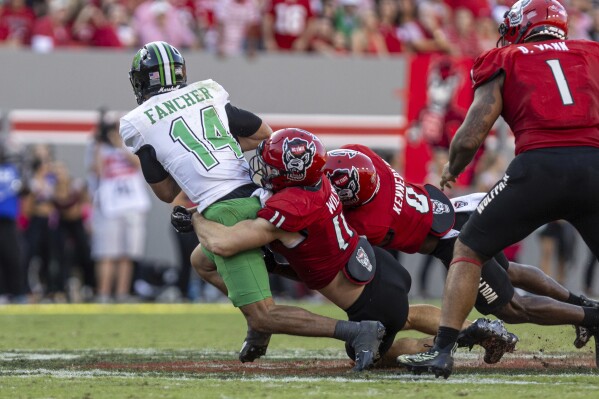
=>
[201,197,385,370]
[399,153,554,377]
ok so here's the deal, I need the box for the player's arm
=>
[440,73,504,190]
[193,212,286,257]
[136,144,181,203]
[225,103,272,152]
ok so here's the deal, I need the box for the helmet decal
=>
[282,137,316,181]
[146,41,178,87]
[507,0,531,27]
[326,167,361,205]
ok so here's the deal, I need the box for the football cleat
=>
[397,344,456,379]
[348,320,386,372]
[574,295,599,349]
[239,329,271,363]
[457,318,518,364]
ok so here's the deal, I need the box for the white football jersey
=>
[120,79,253,212]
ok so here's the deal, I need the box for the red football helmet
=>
[250,128,327,191]
[323,149,380,208]
[498,0,568,47]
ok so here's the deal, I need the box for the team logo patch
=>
[453,200,468,209]
[431,198,451,215]
[356,247,373,272]
[282,137,316,181]
[326,167,360,205]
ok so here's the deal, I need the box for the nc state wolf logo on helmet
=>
[282,137,316,181]
[326,167,361,206]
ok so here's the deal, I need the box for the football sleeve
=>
[471,48,506,90]
[257,195,313,232]
[120,118,145,154]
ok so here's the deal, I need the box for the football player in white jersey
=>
[119,41,386,371]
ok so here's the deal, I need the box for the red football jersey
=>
[472,39,599,155]
[257,178,358,290]
[266,0,314,50]
[342,144,433,254]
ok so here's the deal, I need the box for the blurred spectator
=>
[333,0,362,51]
[91,120,150,303]
[263,0,317,51]
[71,2,122,47]
[21,144,63,302]
[133,0,198,49]
[568,0,593,40]
[396,0,451,53]
[0,0,36,48]
[377,0,403,54]
[30,0,75,53]
[445,7,483,58]
[0,139,26,303]
[351,9,388,55]
[581,248,597,297]
[309,12,348,54]
[52,161,95,302]
[590,7,599,41]
[106,2,136,48]
[538,221,577,286]
[214,0,261,57]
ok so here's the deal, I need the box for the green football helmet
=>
[129,41,187,105]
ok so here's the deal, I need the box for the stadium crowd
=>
[1,0,598,57]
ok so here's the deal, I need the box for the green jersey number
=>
[170,106,243,170]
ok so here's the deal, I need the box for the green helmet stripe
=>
[163,44,176,83]
[148,43,165,86]
[154,42,173,86]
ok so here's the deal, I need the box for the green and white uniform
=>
[120,79,271,307]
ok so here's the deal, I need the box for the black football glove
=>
[171,205,194,233]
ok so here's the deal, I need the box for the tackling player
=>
[191,128,515,369]
[120,41,388,371]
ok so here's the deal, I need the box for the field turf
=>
[1,302,598,398]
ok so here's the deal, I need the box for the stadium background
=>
[0,47,594,299]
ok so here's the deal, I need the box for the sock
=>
[566,292,584,306]
[434,326,460,352]
[581,307,599,328]
[333,320,361,342]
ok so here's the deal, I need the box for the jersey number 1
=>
[546,59,574,106]
[170,106,243,171]
[333,213,354,250]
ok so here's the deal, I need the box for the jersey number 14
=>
[169,106,243,170]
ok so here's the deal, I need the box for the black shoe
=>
[239,329,271,363]
[397,344,456,379]
[581,295,599,309]
[348,320,386,372]
[574,295,599,349]
[574,325,592,349]
[457,318,518,364]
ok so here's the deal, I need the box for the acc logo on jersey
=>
[326,167,360,205]
[356,247,373,272]
[282,137,315,181]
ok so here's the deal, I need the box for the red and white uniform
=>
[472,39,599,154]
[257,178,358,290]
[266,0,314,50]
[342,144,433,254]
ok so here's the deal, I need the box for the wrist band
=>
[449,256,482,267]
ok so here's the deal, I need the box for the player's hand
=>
[440,162,458,191]
[171,205,194,233]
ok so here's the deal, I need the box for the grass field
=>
[1,302,598,398]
